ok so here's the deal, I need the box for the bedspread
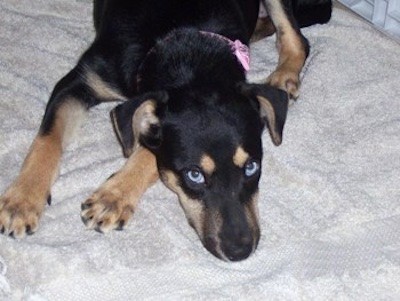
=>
[1,1,400,300]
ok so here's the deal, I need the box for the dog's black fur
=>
[0,0,331,261]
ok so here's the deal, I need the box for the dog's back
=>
[93,0,259,41]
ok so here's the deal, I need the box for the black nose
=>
[223,238,253,262]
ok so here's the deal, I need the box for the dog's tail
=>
[291,0,332,27]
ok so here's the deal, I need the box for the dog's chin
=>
[203,236,257,262]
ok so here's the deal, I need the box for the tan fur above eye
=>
[200,154,216,174]
[233,146,249,168]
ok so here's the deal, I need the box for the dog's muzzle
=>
[201,200,260,262]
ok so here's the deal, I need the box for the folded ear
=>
[238,83,288,146]
[110,91,168,157]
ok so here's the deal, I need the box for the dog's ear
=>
[110,91,168,157]
[238,83,288,146]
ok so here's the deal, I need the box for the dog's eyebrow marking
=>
[86,71,127,101]
[200,154,216,175]
[233,146,249,168]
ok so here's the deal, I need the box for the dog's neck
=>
[137,28,247,92]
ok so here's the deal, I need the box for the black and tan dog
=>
[0,0,331,261]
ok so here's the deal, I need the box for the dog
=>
[0,0,331,261]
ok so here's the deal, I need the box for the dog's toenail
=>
[95,226,104,234]
[26,225,34,235]
[81,203,92,211]
[107,173,116,180]
[81,215,89,225]
[47,195,52,206]
[0,226,4,234]
[116,220,125,231]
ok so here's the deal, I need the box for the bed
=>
[1,1,400,300]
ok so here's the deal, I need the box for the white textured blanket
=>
[1,1,400,300]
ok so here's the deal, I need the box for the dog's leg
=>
[80,146,158,233]
[263,0,310,99]
[250,16,276,43]
[0,70,87,238]
[0,55,128,238]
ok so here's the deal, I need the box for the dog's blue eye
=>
[186,168,205,184]
[244,160,259,177]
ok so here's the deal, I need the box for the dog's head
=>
[111,84,287,261]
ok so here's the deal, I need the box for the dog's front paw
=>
[267,67,300,99]
[81,186,134,233]
[0,185,48,238]
[81,147,157,234]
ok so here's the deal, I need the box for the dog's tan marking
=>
[265,0,307,98]
[0,135,55,237]
[59,99,88,147]
[256,95,282,145]
[110,99,160,158]
[81,146,159,232]
[200,154,216,175]
[110,108,129,156]
[250,16,276,43]
[202,208,228,260]
[244,192,260,250]
[86,71,127,101]
[160,170,205,238]
[233,146,249,168]
[132,100,159,148]
[0,99,86,238]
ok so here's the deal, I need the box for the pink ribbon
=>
[232,39,250,72]
[200,31,250,72]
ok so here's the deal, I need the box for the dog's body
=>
[0,0,331,261]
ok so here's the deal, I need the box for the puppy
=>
[0,0,331,261]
